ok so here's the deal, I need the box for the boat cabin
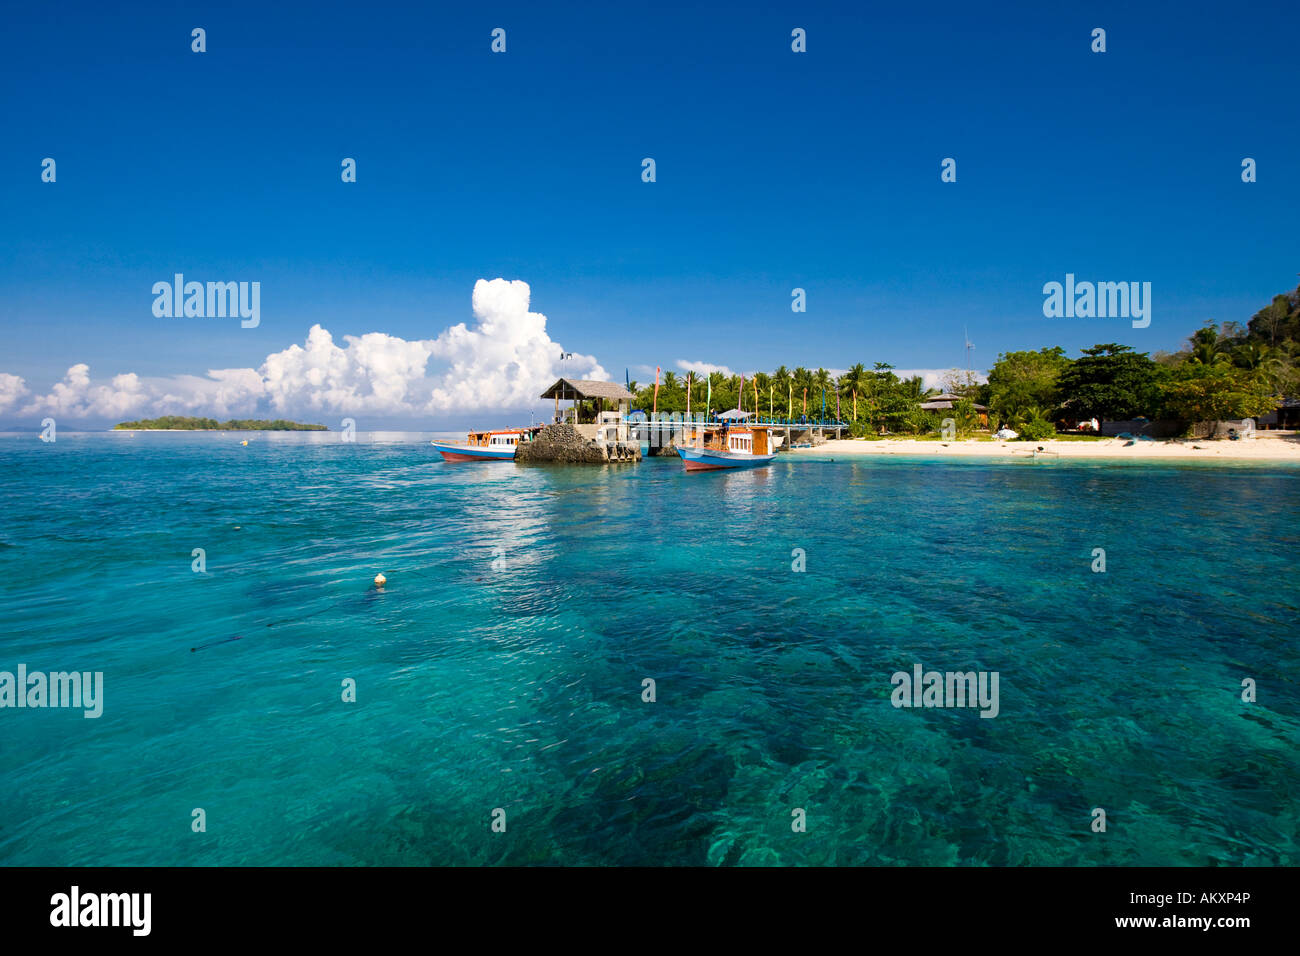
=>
[465,428,537,448]
[698,425,771,455]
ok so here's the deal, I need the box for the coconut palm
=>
[793,367,812,416]
[898,375,926,401]
[811,368,832,419]
[1189,325,1232,366]
[707,371,726,416]
[842,363,867,420]
[771,366,792,418]
[753,371,771,416]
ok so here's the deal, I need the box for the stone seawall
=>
[514,424,641,464]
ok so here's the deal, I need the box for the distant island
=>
[112,417,328,431]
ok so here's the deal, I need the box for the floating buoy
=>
[240,440,248,446]
[374,573,387,588]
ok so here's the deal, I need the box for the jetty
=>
[515,379,642,463]
[628,410,847,455]
[513,378,848,464]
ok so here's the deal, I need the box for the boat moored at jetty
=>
[677,424,777,471]
[431,427,540,462]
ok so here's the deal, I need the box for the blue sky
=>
[2,0,1297,426]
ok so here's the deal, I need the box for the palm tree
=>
[1234,342,1286,389]
[793,367,812,417]
[753,371,771,417]
[898,375,925,401]
[1189,325,1232,366]
[771,366,792,418]
[707,371,726,417]
[842,363,867,420]
[813,368,831,420]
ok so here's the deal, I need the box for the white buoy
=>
[374,573,387,588]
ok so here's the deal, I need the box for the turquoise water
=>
[1,432,1296,866]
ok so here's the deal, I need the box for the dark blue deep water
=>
[1,432,1296,865]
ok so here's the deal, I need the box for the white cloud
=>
[0,373,28,415]
[8,279,605,423]
[892,368,987,390]
[675,359,736,379]
[425,279,604,411]
[150,369,267,418]
[22,364,152,420]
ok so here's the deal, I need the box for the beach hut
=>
[918,392,989,427]
[540,378,636,437]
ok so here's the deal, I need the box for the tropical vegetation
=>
[113,417,328,430]
[630,281,1300,437]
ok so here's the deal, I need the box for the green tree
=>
[841,363,867,421]
[793,367,812,417]
[1188,322,1234,366]
[1057,344,1164,421]
[752,371,771,416]
[771,366,792,418]
[1247,290,1300,347]
[812,368,832,418]
[986,347,1070,427]
[1160,365,1278,424]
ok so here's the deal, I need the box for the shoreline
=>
[787,436,1300,461]
[107,428,329,433]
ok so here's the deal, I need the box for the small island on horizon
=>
[112,416,328,431]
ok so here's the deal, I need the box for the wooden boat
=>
[430,427,539,462]
[677,425,776,471]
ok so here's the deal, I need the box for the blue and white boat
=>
[431,428,538,462]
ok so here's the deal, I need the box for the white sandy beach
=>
[788,436,1300,461]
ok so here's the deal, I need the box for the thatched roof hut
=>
[919,392,988,412]
[541,378,636,426]
[540,379,636,402]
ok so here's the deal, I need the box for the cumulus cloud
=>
[892,368,987,390]
[0,373,28,415]
[23,364,151,420]
[675,359,736,379]
[8,279,605,423]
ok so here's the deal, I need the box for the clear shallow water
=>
[0,432,1296,866]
